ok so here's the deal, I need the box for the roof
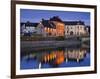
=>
[50,16,63,22]
[86,25,90,27]
[21,23,25,26]
[41,20,56,28]
[21,22,38,27]
[64,21,85,25]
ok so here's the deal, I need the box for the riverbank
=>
[21,40,90,53]
[21,35,90,53]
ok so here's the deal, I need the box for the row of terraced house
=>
[21,16,90,37]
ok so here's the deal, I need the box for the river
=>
[20,45,90,69]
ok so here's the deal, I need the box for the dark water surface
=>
[20,46,90,69]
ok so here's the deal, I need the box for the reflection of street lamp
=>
[39,62,41,69]
[77,58,79,62]
[66,58,68,62]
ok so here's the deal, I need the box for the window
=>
[71,27,72,29]
[77,26,79,29]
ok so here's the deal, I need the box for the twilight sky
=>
[20,9,90,26]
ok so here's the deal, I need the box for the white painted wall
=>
[0,0,99,79]
[65,25,86,36]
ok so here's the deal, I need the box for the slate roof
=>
[64,21,85,25]
[21,22,38,27]
[21,22,25,26]
[41,20,56,29]
[50,16,63,22]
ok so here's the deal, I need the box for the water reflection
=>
[20,47,90,69]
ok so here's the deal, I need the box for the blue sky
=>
[20,9,90,26]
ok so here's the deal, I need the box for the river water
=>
[20,46,90,69]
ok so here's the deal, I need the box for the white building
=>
[64,21,88,37]
[21,21,38,36]
[36,22,46,36]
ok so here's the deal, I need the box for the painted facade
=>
[21,21,38,36]
[36,16,65,37]
[64,21,88,37]
[20,17,89,37]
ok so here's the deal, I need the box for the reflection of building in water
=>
[64,48,87,62]
[22,48,87,68]
[42,50,64,65]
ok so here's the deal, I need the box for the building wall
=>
[44,27,56,36]
[53,21,65,36]
[21,22,88,37]
[36,21,65,37]
[21,24,36,35]
[65,25,86,37]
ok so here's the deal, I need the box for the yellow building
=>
[50,16,65,36]
[37,16,65,37]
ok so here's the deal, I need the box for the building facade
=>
[50,16,65,37]
[64,21,88,37]
[36,16,65,37]
[20,17,89,37]
[20,21,38,36]
[36,19,56,37]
